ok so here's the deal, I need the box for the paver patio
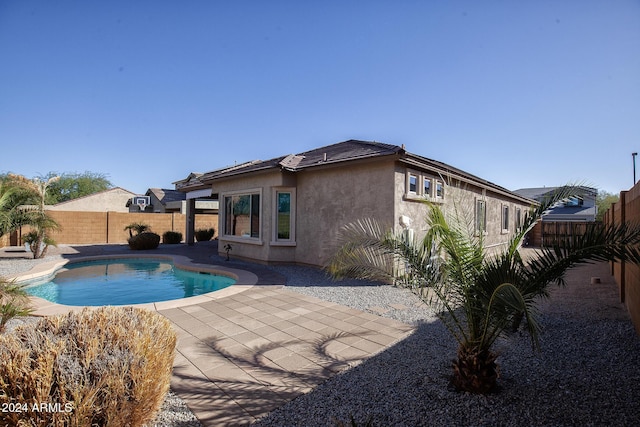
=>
[166,287,414,425]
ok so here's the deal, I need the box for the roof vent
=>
[323,153,327,162]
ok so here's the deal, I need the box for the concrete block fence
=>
[2,211,218,246]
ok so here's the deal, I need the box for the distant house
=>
[47,187,136,213]
[513,186,598,222]
[178,140,535,267]
[127,187,219,214]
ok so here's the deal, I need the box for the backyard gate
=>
[540,221,594,247]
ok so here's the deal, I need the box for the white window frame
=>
[271,188,296,246]
[423,176,432,198]
[515,207,522,232]
[408,173,418,195]
[405,169,445,202]
[502,204,510,234]
[221,188,263,244]
[475,198,487,236]
[435,179,444,200]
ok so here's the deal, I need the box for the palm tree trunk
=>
[510,311,524,332]
[451,344,499,394]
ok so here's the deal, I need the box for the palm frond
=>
[480,282,541,350]
[327,218,397,283]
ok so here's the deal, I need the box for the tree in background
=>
[596,190,619,222]
[0,180,16,237]
[0,175,38,239]
[7,174,60,259]
[43,171,113,204]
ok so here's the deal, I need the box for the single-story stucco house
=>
[177,140,535,267]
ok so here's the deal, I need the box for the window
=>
[224,192,261,239]
[564,197,584,207]
[435,180,444,199]
[423,177,431,197]
[475,199,487,234]
[409,174,418,194]
[276,192,291,239]
[405,170,445,202]
[502,205,510,233]
[515,208,522,231]
[273,189,296,243]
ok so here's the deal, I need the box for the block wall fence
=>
[603,183,640,335]
[1,211,218,246]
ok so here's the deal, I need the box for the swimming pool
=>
[25,258,237,306]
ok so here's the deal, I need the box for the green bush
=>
[195,228,215,242]
[0,306,176,427]
[0,277,33,333]
[128,232,161,250]
[162,231,182,244]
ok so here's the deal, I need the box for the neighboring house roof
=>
[513,186,597,200]
[513,186,598,221]
[46,187,137,212]
[544,205,597,218]
[146,188,186,205]
[172,172,204,188]
[181,139,534,204]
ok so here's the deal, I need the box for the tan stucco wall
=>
[213,159,397,266]
[295,159,397,266]
[393,164,533,253]
[47,188,136,212]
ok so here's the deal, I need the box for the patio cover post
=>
[186,198,196,245]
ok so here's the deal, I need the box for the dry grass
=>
[0,306,176,426]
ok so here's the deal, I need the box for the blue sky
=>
[1,1,638,196]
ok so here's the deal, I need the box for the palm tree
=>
[7,174,61,259]
[124,222,151,238]
[328,185,640,394]
[0,180,16,237]
[0,277,33,333]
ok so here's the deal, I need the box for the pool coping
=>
[7,254,260,316]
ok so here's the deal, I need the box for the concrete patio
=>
[166,286,414,425]
[2,242,415,426]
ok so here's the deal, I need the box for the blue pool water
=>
[25,258,236,306]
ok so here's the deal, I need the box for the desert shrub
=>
[0,306,176,427]
[195,228,215,242]
[162,231,182,244]
[128,232,161,250]
[0,277,33,332]
[124,222,150,237]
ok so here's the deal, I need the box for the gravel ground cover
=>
[252,263,640,427]
[3,251,640,426]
